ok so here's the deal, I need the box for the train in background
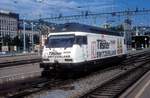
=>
[40,23,127,77]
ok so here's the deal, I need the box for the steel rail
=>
[80,54,150,98]
[0,58,41,68]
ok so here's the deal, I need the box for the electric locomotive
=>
[40,23,127,76]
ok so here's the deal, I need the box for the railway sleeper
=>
[90,93,117,97]
[97,88,122,92]
[92,91,121,95]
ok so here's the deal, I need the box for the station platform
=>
[120,70,150,98]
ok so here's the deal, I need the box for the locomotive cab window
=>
[47,35,75,48]
[76,36,87,45]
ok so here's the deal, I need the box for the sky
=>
[0,0,150,26]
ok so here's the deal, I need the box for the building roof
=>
[0,10,19,19]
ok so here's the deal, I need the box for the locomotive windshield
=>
[46,34,87,48]
[47,35,75,48]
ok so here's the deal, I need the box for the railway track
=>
[0,50,149,98]
[9,79,67,98]
[0,76,70,98]
[0,58,41,68]
[80,54,150,98]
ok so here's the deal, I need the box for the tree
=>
[109,24,124,32]
[13,36,21,46]
[33,34,40,44]
[19,34,30,51]
[3,35,13,46]
[25,34,30,50]
[13,35,22,51]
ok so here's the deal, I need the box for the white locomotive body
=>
[40,23,127,75]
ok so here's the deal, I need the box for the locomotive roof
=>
[52,23,122,36]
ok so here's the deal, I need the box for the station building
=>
[132,26,150,49]
[132,35,149,49]
[0,10,19,51]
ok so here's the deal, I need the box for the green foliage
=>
[13,36,21,46]
[108,24,124,32]
[33,34,40,44]
[3,35,13,46]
